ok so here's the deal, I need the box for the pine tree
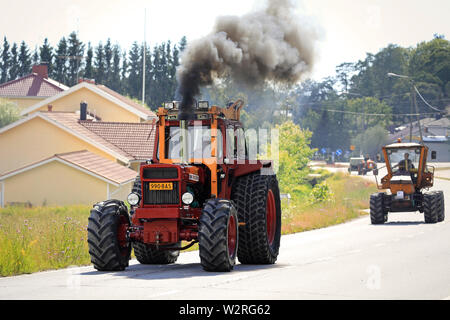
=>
[94,43,105,84]
[39,38,53,75]
[178,36,187,53]
[67,32,85,86]
[143,43,152,106]
[1,37,10,83]
[9,43,19,81]
[53,37,68,84]
[84,43,94,80]
[120,51,128,94]
[127,41,142,99]
[32,47,39,66]
[103,39,112,87]
[110,44,121,91]
[18,41,31,77]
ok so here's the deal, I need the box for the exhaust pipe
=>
[180,120,189,165]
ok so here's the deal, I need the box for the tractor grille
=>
[143,167,178,179]
[143,182,179,205]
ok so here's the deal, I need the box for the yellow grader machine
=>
[371,140,445,224]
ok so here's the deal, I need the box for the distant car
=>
[348,157,378,175]
[348,157,365,174]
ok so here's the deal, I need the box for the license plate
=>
[149,182,173,191]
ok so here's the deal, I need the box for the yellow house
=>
[0,150,137,207]
[0,110,156,175]
[0,78,158,207]
[20,80,156,123]
[0,64,68,110]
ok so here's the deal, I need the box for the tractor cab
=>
[380,142,434,192]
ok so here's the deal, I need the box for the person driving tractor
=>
[396,152,415,173]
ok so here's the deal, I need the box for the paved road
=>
[0,173,449,300]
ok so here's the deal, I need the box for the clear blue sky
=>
[1,0,449,81]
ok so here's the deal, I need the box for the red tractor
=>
[87,100,281,272]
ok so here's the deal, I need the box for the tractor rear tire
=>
[199,199,238,272]
[436,191,445,223]
[87,200,131,271]
[370,193,386,225]
[232,173,281,265]
[424,192,439,224]
[132,242,179,265]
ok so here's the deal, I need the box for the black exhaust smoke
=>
[176,0,319,119]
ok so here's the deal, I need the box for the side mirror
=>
[431,151,437,160]
[373,169,379,176]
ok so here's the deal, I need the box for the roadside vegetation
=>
[0,170,376,277]
[281,170,377,234]
[0,121,377,277]
[0,205,91,277]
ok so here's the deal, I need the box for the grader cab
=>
[87,100,281,272]
[370,140,445,224]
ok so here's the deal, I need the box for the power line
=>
[324,109,441,117]
[414,85,443,113]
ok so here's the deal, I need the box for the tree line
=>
[0,32,187,109]
[201,35,449,157]
[1,32,449,156]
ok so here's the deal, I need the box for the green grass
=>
[0,172,377,277]
[0,205,91,277]
[281,172,378,234]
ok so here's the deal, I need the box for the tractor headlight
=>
[164,102,175,110]
[182,192,194,205]
[127,193,140,206]
[197,101,209,110]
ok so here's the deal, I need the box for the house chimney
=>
[80,102,87,121]
[47,105,53,112]
[78,78,96,85]
[32,64,48,79]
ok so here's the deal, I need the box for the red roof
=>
[56,150,137,184]
[40,111,155,161]
[80,120,156,161]
[0,73,67,98]
[0,150,137,185]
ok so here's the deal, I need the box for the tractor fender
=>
[233,161,274,178]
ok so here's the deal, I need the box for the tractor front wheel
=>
[199,199,238,272]
[370,193,387,225]
[424,192,439,224]
[437,191,445,222]
[87,200,131,271]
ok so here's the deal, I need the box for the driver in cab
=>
[395,152,415,175]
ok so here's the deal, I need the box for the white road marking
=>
[346,249,362,255]
[315,256,334,262]
[147,290,180,298]
[373,243,386,247]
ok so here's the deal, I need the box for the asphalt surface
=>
[0,165,449,300]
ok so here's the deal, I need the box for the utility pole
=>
[412,85,423,143]
[387,72,424,144]
[142,8,146,106]
[409,85,414,142]
[280,103,292,122]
